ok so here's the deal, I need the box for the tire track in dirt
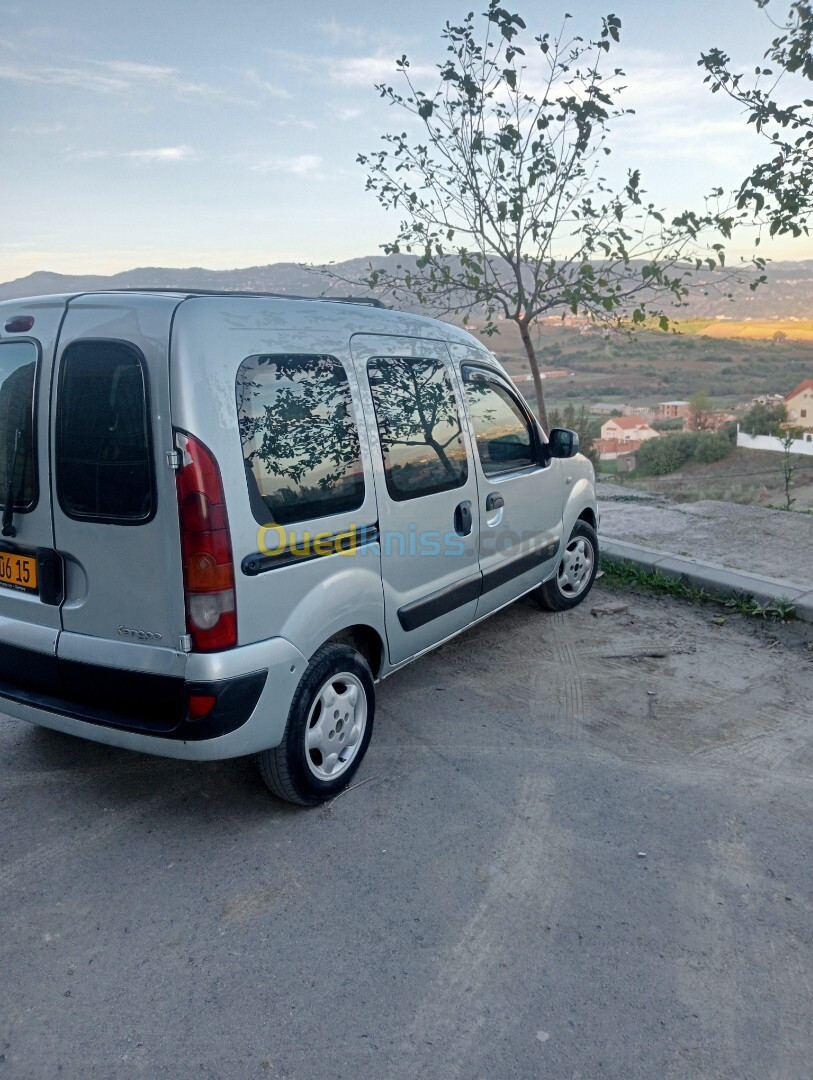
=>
[529,611,587,741]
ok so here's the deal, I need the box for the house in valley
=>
[784,379,813,432]
[596,416,660,461]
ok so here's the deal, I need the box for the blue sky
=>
[2,0,811,280]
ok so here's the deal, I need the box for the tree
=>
[779,427,803,509]
[700,1,813,238]
[742,400,787,434]
[689,390,715,430]
[354,4,744,430]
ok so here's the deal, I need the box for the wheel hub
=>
[305,673,367,781]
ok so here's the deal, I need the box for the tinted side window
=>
[368,356,468,501]
[57,341,154,522]
[0,341,37,510]
[463,370,535,475]
[237,354,364,526]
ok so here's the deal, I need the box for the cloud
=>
[317,19,372,49]
[123,145,196,162]
[250,154,322,176]
[61,145,197,163]
[0,61,127,92]
[99,60,177,80]
[272,117,318,130]
[329,54,435,87]
[331,105,364,122]
[0,55,237,102]
[243,69,291,100]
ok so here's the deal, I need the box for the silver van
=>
[0,291,598,804]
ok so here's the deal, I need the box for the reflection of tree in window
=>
[237,354,364,526]
[0,346,36,508]
[368,356,468,499]
[464,373,534,474]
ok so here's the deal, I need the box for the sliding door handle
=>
[454,500,473,537]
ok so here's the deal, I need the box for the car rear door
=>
[0,298,68,696]
[49,295,188,681]
[352,333,481,665]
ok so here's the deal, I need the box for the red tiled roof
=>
[785,379,813,401]
[602,416,652,430]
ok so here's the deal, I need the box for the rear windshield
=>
[57,340,154,523]
[0,341,38,510]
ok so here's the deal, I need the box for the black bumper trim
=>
[0,640,267,741]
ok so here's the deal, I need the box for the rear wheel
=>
[258,642,374,806]
[537,520,598,612]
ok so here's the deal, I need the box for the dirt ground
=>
[598,481,813,591]
[601,448,813,511]
[1,586,812,1079]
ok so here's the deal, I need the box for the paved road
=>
[1,588,812,1079]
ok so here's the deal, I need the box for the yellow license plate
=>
[0,550,38,592]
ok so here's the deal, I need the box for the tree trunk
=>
[426,435,456,478]
[515,316,549,432]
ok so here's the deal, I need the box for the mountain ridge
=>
[2,257,813,320]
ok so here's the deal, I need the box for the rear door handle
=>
[486,494,504,511]
[454,500,473,537]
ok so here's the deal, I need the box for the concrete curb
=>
[600,538,813,625]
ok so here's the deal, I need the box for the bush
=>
[692,431,733,463]
[742,402,787,436]
[637,434,697,475]
[636,431,733,475]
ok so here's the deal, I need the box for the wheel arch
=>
[324,624,385,679]
[577,506,597,531]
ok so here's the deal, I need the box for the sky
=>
[2,0,812,282]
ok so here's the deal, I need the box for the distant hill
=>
[2,256,813,321]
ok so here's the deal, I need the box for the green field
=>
[473,320,813,408]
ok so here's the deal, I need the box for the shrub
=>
[636,431,733,475]
[637,433,697,475]
[692,431,733,463]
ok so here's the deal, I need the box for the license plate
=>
[0,550,38,592]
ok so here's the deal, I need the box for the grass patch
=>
[599,557,797,621]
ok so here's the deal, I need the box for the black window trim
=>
[236,351,367,528]
[0,336,42,515]
[461,361,548,475]
[55,337,157,527]
[367,353,470,504]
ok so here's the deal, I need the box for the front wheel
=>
[537,520,599,612]
[258,642,375,806]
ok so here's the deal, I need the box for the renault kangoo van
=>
[0,291,598,804]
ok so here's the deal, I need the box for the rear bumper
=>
[0,636,309,760]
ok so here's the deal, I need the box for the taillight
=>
[175,430,237,652]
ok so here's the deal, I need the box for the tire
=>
[537,520,599,612]
[258,642,375,806]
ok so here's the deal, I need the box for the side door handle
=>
[485,492,504,527]
[454,500,473,537]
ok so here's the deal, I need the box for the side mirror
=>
[547,427,580,459]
